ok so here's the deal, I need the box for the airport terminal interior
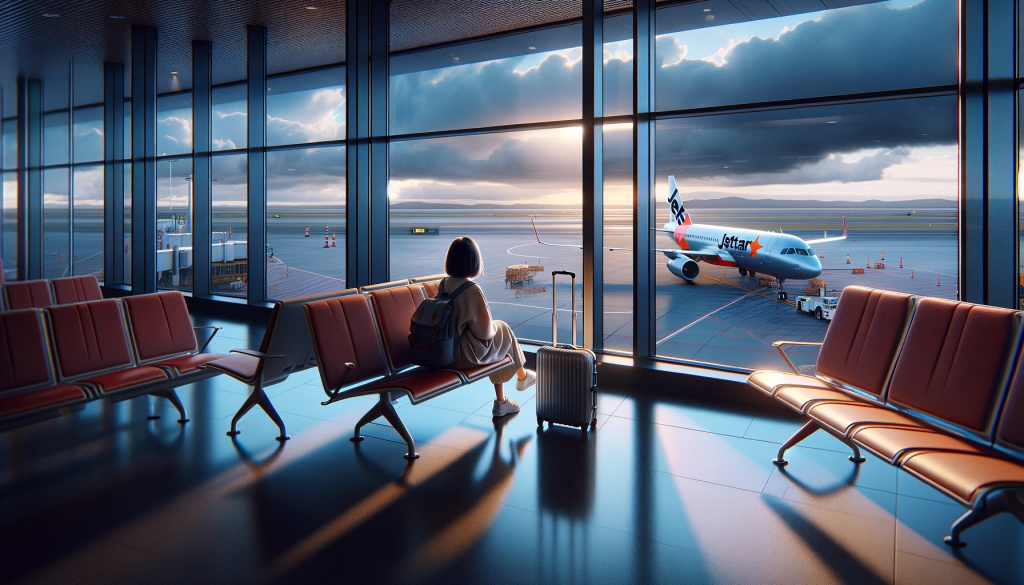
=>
[2,0,1024,583]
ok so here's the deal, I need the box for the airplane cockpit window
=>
[795,248,808,256]
[805,248,815,256]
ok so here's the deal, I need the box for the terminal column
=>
[16,78,42,281]
[131,25,158,294]
[582,0,604,351]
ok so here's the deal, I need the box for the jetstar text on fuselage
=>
[717,234,753,253]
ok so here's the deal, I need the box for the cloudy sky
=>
[26,0,958,212]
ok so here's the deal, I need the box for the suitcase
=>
[535,271,598,434]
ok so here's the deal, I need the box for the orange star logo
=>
[748,236,763,257]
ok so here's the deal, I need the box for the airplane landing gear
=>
[778,291,788,301]
[738,268,748,277]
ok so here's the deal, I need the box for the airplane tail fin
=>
[842,217,847,237]
[667,176,690,227]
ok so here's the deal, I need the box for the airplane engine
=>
[667,256,700,281]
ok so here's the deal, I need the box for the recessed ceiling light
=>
[705,14,714,21]
[528,46,536,50]
[703,8,711,11]
[42,13,59,18]
[453,56,459,62]
[172,71,178,76]
[305,6,318,9]
[287,168,297,171]
[110,15,126,19]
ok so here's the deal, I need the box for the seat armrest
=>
[193,325,222,352]
[320,363,356,406]
[772,341,823,375]
[230,348,286,359]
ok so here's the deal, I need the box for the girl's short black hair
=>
[445,237,484,278]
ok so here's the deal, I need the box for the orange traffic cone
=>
[304,227,310,237]
[899,257,903,268]
[936,276,940,286]
[331,233,337,247]
[867,258,870,268]
[846,254,850,264]
[881,251,885,261]
[911,269,914,279]
[323,225,330,249]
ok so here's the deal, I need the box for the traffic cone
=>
[331,233,337,247]
[867,258,870,268]
[899,257,903,268]
[324,225,330,249]
[819,249,824,258]
[229,227,233,238]
[304,227,310,237]
[911,269,914,279]
[936,276,940,286]
[881,251,885,261]
[846,254,850,264]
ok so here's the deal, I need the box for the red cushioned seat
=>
[155,353,226,375]
[0,310,57,393]
[422,281,440,299]
[748,371,834,397]
[358,369,463,403]
[885,298,1019,440]
[850,426,984,465]
[901,451,1024,505]
[807,402,925,438]
[51,275,103,305]
[0,384,88,418]
[775,386,866,414]
[368,285,426,371]
[122,292,200,362]
[455,355,514,383]
[3,280,54,310]
[47,300,135,380]
[85,366,168,395]
[305,295,391,390]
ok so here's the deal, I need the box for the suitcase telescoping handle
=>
[551,271,576,348]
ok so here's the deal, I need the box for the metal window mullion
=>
[104,62,125,286]
[193,40,213,299]
[347,0,371,289]
[67,59,74,277]
[633,0,655,361]
[986,0,1018,309]
[369,0,390,285]
[18,78,42,281]
[247,26,268,304]
[583,0,603,351]
[960,0,985,303]
[131,25,158,294]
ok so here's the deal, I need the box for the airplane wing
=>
[531,219,720,257]
[805,217,847,245]
[530,219,631,251]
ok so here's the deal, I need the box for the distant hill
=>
[390,198,956,210]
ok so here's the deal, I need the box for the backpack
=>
[408,278,477,368]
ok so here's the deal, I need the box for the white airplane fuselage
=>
[669,222,823,281]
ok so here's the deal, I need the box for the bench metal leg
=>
[351,401,383,443]
[149,390,189,423]
[946,490,1024,547]
[377,393,419,460]
[227,380,289,442]
[774,420,819,466]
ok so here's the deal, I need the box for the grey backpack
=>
[408,278,476,368]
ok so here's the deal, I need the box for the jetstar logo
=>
[718,233,754,253]
[748,236,763,257]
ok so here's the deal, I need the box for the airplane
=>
[531,175,847,300]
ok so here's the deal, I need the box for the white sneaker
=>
[515,369,537,392]
[492,397,521,417]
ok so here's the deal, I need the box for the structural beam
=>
[193,40,213,298]
[17,78,42,281]
[369,0,390,285]
[633,0,655,360]
[103,63,125,286]
[347,0,372,289]
[583,0,604,350]
[131,25,158,294]
[247,26,268,303]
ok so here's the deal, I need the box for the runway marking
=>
[505,243,560,259]
[697,273,798,307]
[656,293,754,345]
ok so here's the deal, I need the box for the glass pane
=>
[123,162,131,284]
[43,167,70,279]
[73,106,104,163]
[2,120,16,169]
[389,127,583,346]
[124,100,131,158]
[213,84,247,151]
[266,145,346,300]
[603,122,633,353]
[390,27,582,135]
[605,14,633,117]
[655,0,958,112]
[266,67,346,147]
[43,111,69,166]
[2,171,16,279]
[72,164,103,280]
[157,157,192,291]
[211,154,248,297]
[157,94,192,157]
[653,96,958,371]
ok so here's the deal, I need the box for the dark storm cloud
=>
[389,0,957,187]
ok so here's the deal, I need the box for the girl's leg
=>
[517,367,527,381]
[494,383,506,403]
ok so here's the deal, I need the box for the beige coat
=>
[438,277,525,385]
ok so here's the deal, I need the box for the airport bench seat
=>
[748,289,1024,546]
[50,275,103,305]
[3,280,54,310]
[306,284,512,460]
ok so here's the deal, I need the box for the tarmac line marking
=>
[656,292,755,346]
[696,272,798,307]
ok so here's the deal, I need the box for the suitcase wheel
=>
[537,416,543,427]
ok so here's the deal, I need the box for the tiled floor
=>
[1,313,1022,584]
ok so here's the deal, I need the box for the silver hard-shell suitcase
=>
[535,271,598,434]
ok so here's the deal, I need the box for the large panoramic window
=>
[211,153,247,297]
[2,119,16,169]
[654,0,957,112]
[213,84,247,152]
[266,145,346,300]
[652,97,958,371]
[156,157,193,291]
[72,164,103,279]
[73,106,103,163]
[157,93,192,157]
[2,171,15,279]
[42,167,69,279]
[266,67,345,147]
[603,122,633,353]
[43,111,69,166]
[389,127,583,345]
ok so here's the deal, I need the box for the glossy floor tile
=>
[1,312,1022,584]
